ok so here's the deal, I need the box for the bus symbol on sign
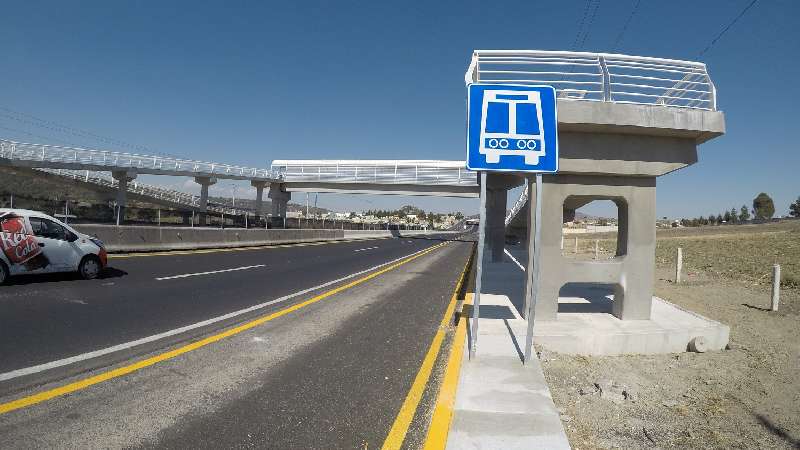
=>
[467,84,558,173]
[480,90,545,165]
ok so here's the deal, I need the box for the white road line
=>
[0,243,443,383]
[155,265,266,281]
[353,246,379,253]
[504,248,526,272]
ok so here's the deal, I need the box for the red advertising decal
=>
[0,213,43,265]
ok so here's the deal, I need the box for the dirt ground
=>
[540,222,800,449]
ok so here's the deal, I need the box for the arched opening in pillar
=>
[561,197,628,260]
[557,282,621,315]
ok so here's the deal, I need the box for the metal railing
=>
[506,184,529,226]
[0,139,280,181]
[36,168,243,215]
[271,160,478,186]
[466,50,717,111]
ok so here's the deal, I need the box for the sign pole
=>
[523,173,543,364]
[470,171,488,359]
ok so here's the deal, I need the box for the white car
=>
[0,209,107,284]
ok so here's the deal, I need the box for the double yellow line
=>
[0,242,447,415]
[381,245,473,450]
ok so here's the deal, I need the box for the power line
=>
[0,105,184,159]
[698,0,759,57]
[0,123,80,146]
[571,0,594,50]
[0,106,149,153]
[577,0,602,50]
[611,0,641,52]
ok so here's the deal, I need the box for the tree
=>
[739,205,750,222]
[752,193,775,220]
[790,197,800,218]
[708,214,717,225]
[729,207,738,224]
[723,210,732,223]
[716,214,723,224]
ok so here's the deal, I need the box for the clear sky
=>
[0,1,797,217]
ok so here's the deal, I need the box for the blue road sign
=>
[466,84,558,173]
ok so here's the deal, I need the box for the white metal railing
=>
[271,160,478,186]
[36,168,243,215]
[0,139,280,181]
[506,184,529,226]
[466,50,717,111]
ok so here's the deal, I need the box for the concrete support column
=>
[483,172,515,263]
[111,169,137,224]
[268,183,291,228]
[612,180,656,320]
[181,212,193,226]
[485,187,508,262]
[251,180,268,222]
[194,176,217,226]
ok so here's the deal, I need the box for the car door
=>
[0,213,45,275]
[28,217,81,272]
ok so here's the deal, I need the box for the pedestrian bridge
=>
[270,160,479,197]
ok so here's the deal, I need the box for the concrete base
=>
[499,245,729,355]
[448,294,571,450]
[529,289,730,355]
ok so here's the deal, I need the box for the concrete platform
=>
[531,286,731,355]
[447,294,571,450]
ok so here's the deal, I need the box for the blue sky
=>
[0,1,797,217]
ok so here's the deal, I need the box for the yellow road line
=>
[108,237,388,259]
[422,293,473,450]
[381,245,473,450]
[0,242,447,416]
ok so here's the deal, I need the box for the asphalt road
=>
[0,233,474,448]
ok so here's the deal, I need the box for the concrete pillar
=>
[251,181,268,222]
[111,169,137,224]
[483,173,514,263]
[194,176,217,226]
[181,212,193,226]
[268,183,291,228]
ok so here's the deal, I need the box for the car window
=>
[29,217,68,241]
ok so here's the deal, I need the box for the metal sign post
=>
[469,171,488,359]
[465,82,558,361]
[523,173,543,364]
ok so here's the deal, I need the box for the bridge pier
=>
[111,169,137,224]
[268,183,291,228]
[194,176,217,226]
[482,173,521,262]
[251,180,268,223]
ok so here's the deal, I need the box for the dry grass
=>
[566,220,800,288]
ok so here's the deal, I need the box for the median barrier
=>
[72,225,459,252]
[73,225,345,252]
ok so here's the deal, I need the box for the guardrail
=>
[466,50,716,111]
[270,160,478,186]
[0,139,280,181]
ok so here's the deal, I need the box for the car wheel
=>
[78,255,102,280]
[0,261,8,285]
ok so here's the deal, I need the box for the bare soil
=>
[541,223,800,449]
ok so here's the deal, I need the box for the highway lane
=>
[0,234,475,449]
[0,234,462,381]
